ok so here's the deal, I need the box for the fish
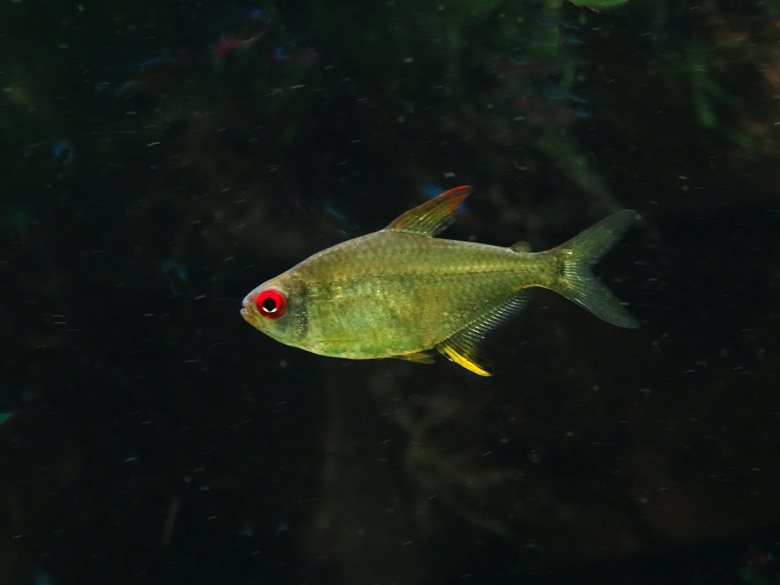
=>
[241,186,638,376]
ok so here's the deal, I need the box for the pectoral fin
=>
[396,351,436,364]
[384,186,471,236]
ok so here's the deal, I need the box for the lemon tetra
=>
[241,186,638,375]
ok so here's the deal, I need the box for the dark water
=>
[2,0,780,584]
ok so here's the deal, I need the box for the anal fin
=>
[436,291,531,377]
[438,339,492,377]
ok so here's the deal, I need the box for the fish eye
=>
[256,289,286,319]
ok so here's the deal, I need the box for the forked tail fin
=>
[550,210,639,329]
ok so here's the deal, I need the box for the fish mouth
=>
[240,295,252,322]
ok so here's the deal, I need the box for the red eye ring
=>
[256,289,287,319]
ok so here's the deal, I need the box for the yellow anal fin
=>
[435,291,529,376]
[396,351,436,364]
[437,340,492,377]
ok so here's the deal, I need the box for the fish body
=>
[241,186,638,375]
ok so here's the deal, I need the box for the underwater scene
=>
[2,0,780,583]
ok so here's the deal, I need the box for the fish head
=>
[241,272,309,348]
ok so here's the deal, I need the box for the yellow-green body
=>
[242,186,638,375]
[274,232,555,358]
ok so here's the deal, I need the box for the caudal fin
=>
[550,210,639,329]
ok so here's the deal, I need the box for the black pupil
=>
[261,296,277,312]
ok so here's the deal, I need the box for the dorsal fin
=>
[436,291,531,376]
[384,186,471,236]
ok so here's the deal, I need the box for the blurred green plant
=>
[660,35,754,148]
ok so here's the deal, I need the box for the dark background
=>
[2,0,780,584]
